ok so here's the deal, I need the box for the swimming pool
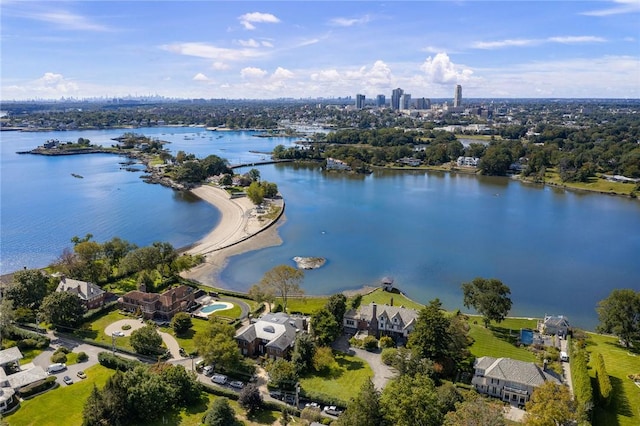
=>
[200,302,233,315]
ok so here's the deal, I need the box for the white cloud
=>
[273,67,294,79]
[548,36,607,43]
[310,69,341,82]
[22,10,112,32]
[329,15,371,27]
[161,42,263,61]
[473,39,539,49]
[261,40,274,48]
[473,36,608,49]
[193,73,209,81]
[238,12,280,30]
[241,67,268,79]
[581,0,640,16]
[420,53,473,84]
[237,39,260,48]
[212,62,230,70]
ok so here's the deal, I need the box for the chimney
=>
[369,303,378,337]
[390,296,394,306]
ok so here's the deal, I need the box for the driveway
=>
[332,334,395,390]
[104,319,183,360]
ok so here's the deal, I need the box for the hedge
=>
[594,352,612,406]
[18,376,57,398]
[98,351,142,371]
[5,326,50,348]
[569,337,593,423]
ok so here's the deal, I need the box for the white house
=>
[456,156,479,167]
[326,158,351,171]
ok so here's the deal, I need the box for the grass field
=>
[467,317,538,362]
[529,169,637,197]
[299,351,373,406]
[6,364,285,426]
[279,296,328,314]
[586,333,640,426]
[167,316,210,354]
[74,309,136,351]
[359,288,424,311]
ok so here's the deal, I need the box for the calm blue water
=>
[2,127,639,329]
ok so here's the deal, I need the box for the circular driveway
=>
[104,319,145,337]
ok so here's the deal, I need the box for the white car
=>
[46,363,67,374]
[112,331,125,337]
[211,374,228,385]
[229,380,244,389]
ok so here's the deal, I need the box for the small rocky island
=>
[293,256,326,270]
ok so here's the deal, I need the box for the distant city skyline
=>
[1,1,639,101]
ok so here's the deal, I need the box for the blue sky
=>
[1,1,639,100]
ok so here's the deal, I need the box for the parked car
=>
[203,365,214,376]
[211,374,228,385]
[269,390,282,400]
[305,402,320,409]
[179,347,187,357]
[63,375,73,385]
[323,405,343,416]
[229,380,244,389]
[283,394,295,405]
[112,330,125,337]
[46,363,67,374]
[76,371,87,379]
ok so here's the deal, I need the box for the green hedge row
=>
[569,337,593,423]
[594,352,612,406]
[98,351,142,371]
[18,376,57,398]
[5,326,50,348]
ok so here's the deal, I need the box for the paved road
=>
[219,295,251,320]
[332,334,394,390]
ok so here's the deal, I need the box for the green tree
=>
[479,144,513,176]
[238,383,263,415]
[246,181,265,205]
[335,378,386,426]
[220,173,233,186]
[408,299,452,362]
[596,288,640,347]
[443,395,505,426]
[102,236,136,267]
[156,363,201,406]
[258,265,304,312]
[312,346,335,372]
[0,298,15,335]
[194,318,242,371]
[152,241,177,277]
[121,366,172,422]
[171,312,193,335]
[248,168,261,182]
[310,308,341,346]
[39,291,86,329]
[130,324,163,355]
[119,245,162,275]
[326,293,347,325]
[291,333,316,374]
[262,181,278,198]
[82,385,107,426]
[266,359,298,390]
[381,374,442,426]
[462,277,512,327]
[8,269,50,309]
[525,382,577,426]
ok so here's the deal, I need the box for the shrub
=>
[569,340,593,422]
[363,335,378,351]
[77,351,89,362]
[98,351,141,371]
[379,336,395,349]
[17,338,40,350]
[594,353,612,406]
[122,324,131,330]
[349,337,363,349]
[300,407,323,424]
[19,376,56,398]
[55,346,71,354]
[381,348,397,366]
[50,352,67,364]
[4,326,50,348]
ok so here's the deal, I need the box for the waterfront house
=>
[472,356,560,407]
[326,157,351,171]
[537,315,570,338]
[56,277,106,310]
[456,156,480,167]
[0,347,48,413]
[235,312,305,359]
[118,285,195,320]
[343,302,418,343]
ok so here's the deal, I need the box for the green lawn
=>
[299,351,373,406]
[166,317,210,354]
[279,296,328,314]
[6,364,113,426]
[467,316,538,362]
[535,169,636,197]
[359,288,424,311]
[586,333,640,426]
[73,309,136,351]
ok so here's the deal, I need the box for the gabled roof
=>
[475,356,559,387]
[544,315,570,327]
[0,347,23,366]
[346,303,418,329]
[123,290,159,303]
[56,277,104,301]
[6,366,48,389]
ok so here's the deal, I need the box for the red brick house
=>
[118,285,195,320]
[56,277,106,310]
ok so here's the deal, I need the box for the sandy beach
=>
[180,185,284,286]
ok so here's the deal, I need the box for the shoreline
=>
[179,185,284,287]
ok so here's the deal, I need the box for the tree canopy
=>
[130,324,164,355]
[39,291,86,329]
[257,265,304,312]
[462,277,512,327]
[194,318,241,371]
[525,382,577,426]
[8,269,50,309]
[335,378,386,426]
[596,288,640,347]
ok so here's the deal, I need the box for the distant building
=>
[56,277,106,310]
[537,315,570,337]
[415,97,431,110]
[355,94,366,109]
[472,356,560,407]
[400,93,412,110]
[391,88,404,110]
[453,84,462,107]
[326,157,351,171]
[235,312,306,359]
[376,94,386,107]
[457,156,479,167]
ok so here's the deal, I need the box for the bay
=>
[1,127,639,329]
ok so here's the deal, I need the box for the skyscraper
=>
[400,93,411,110]
[453,84,462,108]
[355,94,366,109]
[376,94,386,108]
[391,88,404,110]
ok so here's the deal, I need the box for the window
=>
[346,320,355,326]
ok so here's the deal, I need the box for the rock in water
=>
[293,256,326,270]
